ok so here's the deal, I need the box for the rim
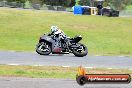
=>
[76,45,86,53]
[38,43,50,53]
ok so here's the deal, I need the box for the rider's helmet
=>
[51,26,58,33]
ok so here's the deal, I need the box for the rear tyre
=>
[36,42,51,55]
[72,43,88,57]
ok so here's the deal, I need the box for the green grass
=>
[0,65,76,79]
[0,8,132,56]
[0,65,132,79]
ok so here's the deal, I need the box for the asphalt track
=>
[0,51,132,69]
[0,51,132,88]
[0,77,131,88]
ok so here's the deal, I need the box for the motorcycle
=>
[36,33,88,57]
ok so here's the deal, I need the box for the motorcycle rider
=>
[50,26,67,39]
[50,26,69,51]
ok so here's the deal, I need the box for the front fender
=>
[39,35,54,43]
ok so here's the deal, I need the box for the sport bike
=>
[36,33,88,57]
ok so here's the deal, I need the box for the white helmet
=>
[51,26,58,33]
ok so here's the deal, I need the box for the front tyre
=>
[36,42,51,55]
[72,43,88,57]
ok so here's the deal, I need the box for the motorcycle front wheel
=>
[72,43,88,57]
[36,42,51,55]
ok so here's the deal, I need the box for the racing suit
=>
[51,29,68,50]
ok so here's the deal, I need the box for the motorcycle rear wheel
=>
[72,43,88,57]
